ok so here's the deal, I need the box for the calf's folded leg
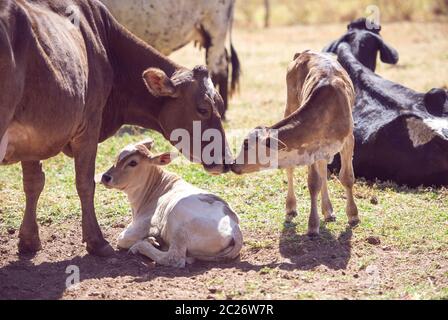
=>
[130,239,187,268]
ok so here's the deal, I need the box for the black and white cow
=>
[324,18,448,187]
[101,0,241,118]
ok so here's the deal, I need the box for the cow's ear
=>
[150,152,178,166]
[323,34,349,54]
[377,37,399,65]
[424,88,447,117]
[143,68,179,98]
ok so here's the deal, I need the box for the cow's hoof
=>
[18,237,42,254]
[348,217,360,227]
[325,215,337,222]
[86,242,115,257]
[307,231,320,239]
[285,210,297,223]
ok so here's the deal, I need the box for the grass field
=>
[235,0,448,27]
[0,22,448,299]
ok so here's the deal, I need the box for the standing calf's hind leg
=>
[318,162,336,222]
[307,161,325,236]
[18,161,45,253]
[285,167,298,222]
[339,135,360,225]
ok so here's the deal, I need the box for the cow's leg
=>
[339,135,359,226]
[285,167,297,222]
[18,161,45,253]
[318,162,335,222]
[72,141,113,256]
[307,161,324,237]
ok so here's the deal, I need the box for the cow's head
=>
[100,139,177,191]
[324,17,399,71]
[143,65,232,174]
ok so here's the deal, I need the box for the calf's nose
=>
[101,174,112,184]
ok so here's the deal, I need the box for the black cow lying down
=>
[324,19,448,187]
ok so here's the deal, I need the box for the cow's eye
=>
[128,160,138,167]
[197,107,208,115]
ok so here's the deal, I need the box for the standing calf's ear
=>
[143,68,179,97]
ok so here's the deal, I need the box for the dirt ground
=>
[1,221,446,300]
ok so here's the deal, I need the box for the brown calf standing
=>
[232,51,359,236]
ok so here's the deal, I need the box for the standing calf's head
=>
[100,139,176,191]
[324,17,399,71]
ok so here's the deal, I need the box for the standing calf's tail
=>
[193,226,243,262]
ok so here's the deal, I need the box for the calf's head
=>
[143,65,232,174]
[100,139,176,191]
[231,127,286,175]
[324,17,399,71]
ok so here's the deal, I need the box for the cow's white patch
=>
[204,77,215,98]
[277,141,343,168]
[406,117,448,147]
[424,118,448,139]
[0,132,9,162]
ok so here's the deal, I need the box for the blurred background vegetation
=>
[235,0,448,28]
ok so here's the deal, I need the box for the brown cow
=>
[0,0,231,256]
[232,51,359,236]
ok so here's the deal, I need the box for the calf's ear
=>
[151,152,178,166]
[143,68,179,97]
[137,138,155,151]
[377,37,399,65]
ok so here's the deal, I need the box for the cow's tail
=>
[228,0,241,95]
[0,0,11,15]
[192,225,243,262]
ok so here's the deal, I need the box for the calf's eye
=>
[128,160,138,167]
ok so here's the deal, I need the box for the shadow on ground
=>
[279,220,353,271]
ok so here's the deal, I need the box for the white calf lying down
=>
[100,139,243,268]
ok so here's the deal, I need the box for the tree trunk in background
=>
[264,0,271,28]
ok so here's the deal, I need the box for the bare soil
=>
[1,221,446,300]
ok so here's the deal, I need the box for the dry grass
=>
[235,0,448,27]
